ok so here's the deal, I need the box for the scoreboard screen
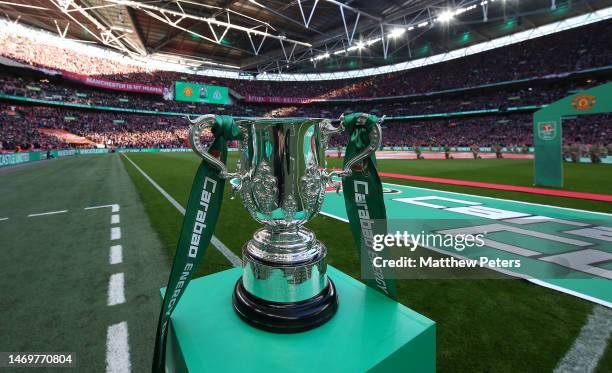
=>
[175,82,229,104]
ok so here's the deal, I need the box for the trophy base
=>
[232,276,338,333]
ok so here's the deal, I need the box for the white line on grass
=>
[0,217,8,221]
[111,214,120,225]
[554,305,612,373]
[27,210,68,217]
[107,273,126,306]
[111,227,121,240]
[85,204,120,213]
[122,153,241,267]
[110,245,123,265]
[106,321,131,373]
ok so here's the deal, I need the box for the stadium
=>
[0,0,611,372]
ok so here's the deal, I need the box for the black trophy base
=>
[232,277,338,333]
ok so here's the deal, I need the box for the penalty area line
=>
[121,153,241,267]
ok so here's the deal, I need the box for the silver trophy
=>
[189,114,382,332]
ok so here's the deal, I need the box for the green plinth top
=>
[162,266,436,372]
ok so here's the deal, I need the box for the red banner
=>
[62,71,164,95]
[244,95,312,104]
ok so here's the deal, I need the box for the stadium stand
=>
[0,19,611,151]
[2,2,612,372]
[2,69,607,116]
[0,104,210,150]
[2,103,610,151]
[1,20,611,99]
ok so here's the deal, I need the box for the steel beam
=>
[104,0,311,47]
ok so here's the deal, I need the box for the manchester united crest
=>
[183,86,193,97]
[571,93,596,111]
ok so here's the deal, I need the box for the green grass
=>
[598,343,612,373]
[345,158,612,194]
[326,158,612,213]
[121,153,610,372]
[122,152,235,278]
[0,155,171,372]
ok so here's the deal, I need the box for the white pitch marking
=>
[111,214,120,225]
[122,153,241,267]
[110,245,123,265]
[106,321,131,373]
[84,204,120,212]
[27,210,68,217]
[107,273,126,306]
[111,227,121,240]
[554,305,612,373]
[0,217,8,221]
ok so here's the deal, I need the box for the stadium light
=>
[388,28,406,38]
[313,52,331,61]
[438,10,455,23]
[366,37,381,46]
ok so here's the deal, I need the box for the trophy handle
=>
[188,114,239,180]
[323,114,384,189]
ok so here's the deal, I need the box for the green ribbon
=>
[341,113,398,300]
[152,115,241,373]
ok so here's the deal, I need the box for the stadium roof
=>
[2,0,611,75]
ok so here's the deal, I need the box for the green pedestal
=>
[161,267,436,372]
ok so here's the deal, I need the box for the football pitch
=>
[1,153,611,372]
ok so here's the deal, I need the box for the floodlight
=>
[438,10,455,23]
[388,28,406,38]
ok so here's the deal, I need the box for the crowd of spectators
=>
[0,105,66,151]
[0,104,200,150]
[2,104,610,152]
[0,32,148,78]
[1,18,611,153]
[0,73,238,115]
[327,114,612,149]
[2,71,606,120]
[0,20,610,100]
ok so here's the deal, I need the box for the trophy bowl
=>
[189,114,382,333]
